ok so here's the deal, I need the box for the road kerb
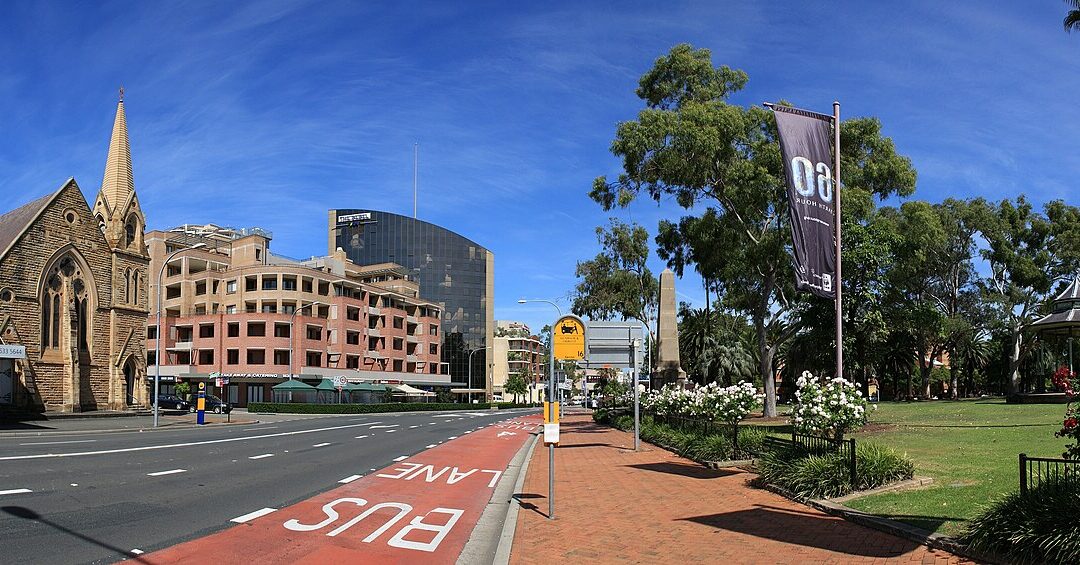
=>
[489,432,540,565]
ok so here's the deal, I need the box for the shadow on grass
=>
[679,505,925,558]
[2,506,149,563]
[624,462,744,479]
[871,513,968,532]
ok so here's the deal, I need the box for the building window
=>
[225,305,237,314]
[346,331,360,345]
[346,307,360,321]
[125,217,137,248]
[262,277,277,291]
[41,255,90,353]
[393,338,403,351]
[318,281,329,295]
[346,355,359,369]
[282,277,296,291]
[261,303,277,314]
[273,350,290,365]
[226,280,237,294]
[199,324,214,338]
[306,326,322,340]
[306,351,322,367]
[245,276,257,292]
[147,351,156,366]
[227,322,240,337]
[393,360,403,372]
[429,324,438,336]
[147,326,158,340]
[274,323,290,338]
[227,349,240,364]
[393,317,404,329]
[302,279,313,293]
[247,349,266,364]
[198,350,214,365]
[247,384,264,403]
[247,322,266,337]
[429,344,438,355]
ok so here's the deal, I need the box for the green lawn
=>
[844,399,1066,537]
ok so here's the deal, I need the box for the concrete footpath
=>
[509,415,974,565]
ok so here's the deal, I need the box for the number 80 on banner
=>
[791,157,833,203]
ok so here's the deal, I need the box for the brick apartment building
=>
[147,224,450,406]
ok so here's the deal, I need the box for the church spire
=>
[99,88,134,211]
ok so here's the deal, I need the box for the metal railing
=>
[792,432,857,486]
[1019,453,1080,495]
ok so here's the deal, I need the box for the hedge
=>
[247,402,541,414]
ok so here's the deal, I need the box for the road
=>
[0,409,538,564]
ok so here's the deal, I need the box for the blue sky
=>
[1,1,1078,334]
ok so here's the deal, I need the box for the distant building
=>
[146,224,447,406]
[492,321,545,402]
[0,96,149,412]
[329,210,495,400]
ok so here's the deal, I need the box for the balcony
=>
[364,351,385,360]
[367,306,381,316]
[406,315,417,324]
[166,342,194,351]
[406,334,418,343]
[368,327,382,337]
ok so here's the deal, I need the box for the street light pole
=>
[517,298,562,520]
[154,242,206,428]
[290,301,326,382]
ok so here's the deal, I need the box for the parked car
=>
[187,394,232,414]
[155,394,189,411]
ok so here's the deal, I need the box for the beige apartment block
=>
[491,320,545,402]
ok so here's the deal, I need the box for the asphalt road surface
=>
[0,409,535,564]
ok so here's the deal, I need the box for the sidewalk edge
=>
[492,432,539,565]
[456,429,540,565]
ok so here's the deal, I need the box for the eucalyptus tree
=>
[1066,0,1080,32]
[572,219,658,335]
[591,43,915,416]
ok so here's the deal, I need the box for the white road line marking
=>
[19,439,97,446]
[131,549,144,555]
[0,489,32,495]
[339,474,363,483]
[385,430,397,433]
[368,424,398,429]
[146,469,187,477]
[425,444,437,448]
[448,436,458,439]
[464,431,472,434]
[249,454,274,460]
[0,420,390,461]
[409,425,419,428]
[429,422,437,425]
[355,435,369,439]
[393,455,408,462]
[231,507,277,523]
[312,442,331,448]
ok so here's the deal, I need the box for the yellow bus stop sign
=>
[552,315,586,360]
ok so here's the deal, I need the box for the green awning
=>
[315,379,338,391]
[272,380,316,391]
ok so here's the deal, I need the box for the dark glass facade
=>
[330,210,494,390]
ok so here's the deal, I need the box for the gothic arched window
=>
[40,254,92,353]
[131,271,140,306]
[125,219,137,248]
[125,269,132,304]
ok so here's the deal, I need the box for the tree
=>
[573,219,658,333]
[504,371,528,404]
[595,44,915,416]
[971,197,1080,395]
[677,304,754,385]
[1066,0,1080,32]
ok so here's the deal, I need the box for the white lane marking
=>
[0,420,390,461]
[249,454,274,460]
[19,440,97,446]
[355,435,369,439]
[385,430,397,433]
[409,425,419,428]
[231,507,277,523]
[429,422,437,425]
[244,426,277,431]
[425,444,437,448]
[70,483,78,487]
[146,469,187,477]
[368,424,398,429]
[392,455,408,462]
[131,549,144,555]
[312,442,331,448]
[339,474,363,483]
[448,436,458,440]
[0,489,32,495]
[464,431,472,434]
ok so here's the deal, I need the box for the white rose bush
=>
[642,381,762,457]
[791,371,869,442]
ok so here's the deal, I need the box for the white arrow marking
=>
[497,431,518,438]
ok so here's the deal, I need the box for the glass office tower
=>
[328,210,494,397]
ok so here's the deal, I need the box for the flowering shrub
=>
[1052,366,1080,459]
[642,381,761,424]
[791,371,868,441]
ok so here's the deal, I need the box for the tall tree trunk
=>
[1008,330,1023,396]
[921,360,932,398]
[949,362,959,400]
[755,314,776,417]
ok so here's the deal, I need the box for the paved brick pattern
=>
[510,415,975,565]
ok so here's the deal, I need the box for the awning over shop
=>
[272,380,316,391]
[393,384,436,397]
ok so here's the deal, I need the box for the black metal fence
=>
[1019,453,1080,495]
[792,432,857,486]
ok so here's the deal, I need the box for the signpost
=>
[196,381,206,425]
[548,314,586,520]
[577,321,645,450]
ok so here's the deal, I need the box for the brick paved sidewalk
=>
[509,415,974,565]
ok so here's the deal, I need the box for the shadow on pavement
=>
[625,462,744,479]
[2,506,150,563]
[679,505,924,558]
[512,493,549,519]
[0,422,55,431]
[554,442,619,449]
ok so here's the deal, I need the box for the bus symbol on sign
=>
[552,315,586,361]
[560,323,578,334]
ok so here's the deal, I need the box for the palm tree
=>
[1066,0,1080,32]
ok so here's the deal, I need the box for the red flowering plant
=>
[1052,366,1080,459]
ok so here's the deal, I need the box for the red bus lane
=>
[140,415,542,565]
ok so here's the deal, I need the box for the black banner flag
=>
[773,106,836,299]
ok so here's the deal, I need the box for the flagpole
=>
[833,101,843,380]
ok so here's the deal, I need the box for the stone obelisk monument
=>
[655,268,686,388]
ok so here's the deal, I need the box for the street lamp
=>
[517,297,562,520]
[290,301,326,382]
[154,242,207,428]
[467,346,491,404]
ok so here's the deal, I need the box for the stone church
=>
[0,95,150,412]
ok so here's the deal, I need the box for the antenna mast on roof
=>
[413,142,419,219]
